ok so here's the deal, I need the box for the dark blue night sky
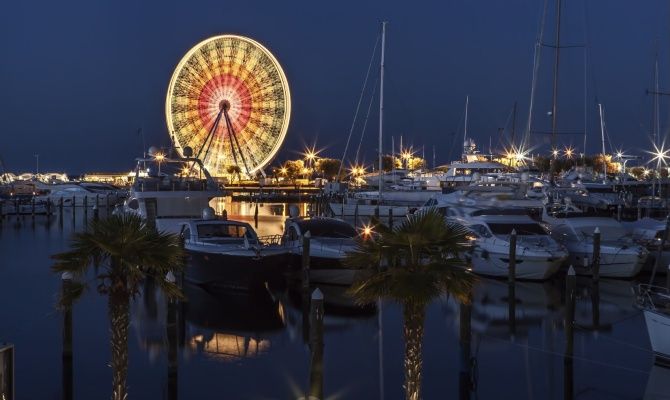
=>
[1,0,669,173]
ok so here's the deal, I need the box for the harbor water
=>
[0,201,666,399]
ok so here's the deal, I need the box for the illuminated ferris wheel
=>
[166,35,291,177]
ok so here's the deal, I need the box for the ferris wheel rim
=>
[165,34,291,175]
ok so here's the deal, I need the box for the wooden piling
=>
[302,231,311,290]
[61,272,74,400]
[564,266,576,400]
[354,203,359,226]
[616,204,622,222]
[592,227,600,282]
[650,215,670,285]
[508,229,517,284]
[309,288,324,400]
[508,229,517,337]
[31,197,35,217]
[565,266,576,356]
[459,293,473,399]
[254,200,259,228]
[388,208,393,229]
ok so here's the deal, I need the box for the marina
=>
[4,0,670,398]
[0,206,667,399]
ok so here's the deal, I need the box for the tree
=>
[52,214,185,400]
[315,158,342,180]
[382,155,395,172]
[226,165,242,183]
[283,160,304,182]
[345,209,475,400]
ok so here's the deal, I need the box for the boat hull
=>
[644,309,670,362]
[185,250,286,288]
[566,249,646,278]
[468,250,564,280]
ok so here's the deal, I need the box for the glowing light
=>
[154,153,165,162]
[647,142,670,170]
[361,224,374,238]
[563,146,574,159]
[551,148,559,158]
[280,167,287,175]
[302,145,321,163]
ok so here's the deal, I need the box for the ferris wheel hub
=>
[219,100,231,112]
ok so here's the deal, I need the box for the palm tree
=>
[52,214,185,400]
[346,209,475,400]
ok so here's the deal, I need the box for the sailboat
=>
[329,22,410,219]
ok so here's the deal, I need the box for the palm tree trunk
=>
[403,301,426,400]
[109,274,130,400]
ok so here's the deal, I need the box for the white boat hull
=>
[644,309,670,361]
[468,250,564,280]
[566,247,647,278]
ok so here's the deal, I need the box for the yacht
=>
[123,152,224,233]
[547,217,648,277]
[179,210,285,287]
[38,182,125,207]
[282,213,362,285]
[622,217,670,274]
[451,213,567,280]
[636,284,670,363]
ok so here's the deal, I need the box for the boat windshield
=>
[297,220,357,238]
[488,223,547,236]
[576,225,628,241]
[197,223,255,240]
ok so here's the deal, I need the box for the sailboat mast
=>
[598,103,606,176]
[378,21,386,198]
[550,0,563,149]
[463,95,469,150]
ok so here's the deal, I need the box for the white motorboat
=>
[622,217,670,274]
[123,153,224,233]
[547,217,648,277]
[39,182,125,207]
[282,215,362,285]
[179,212,285,287]
[328,200,409,219]
[452,214,567,280]
[636,284,670,364]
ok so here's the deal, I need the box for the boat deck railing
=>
[636,284,670,311]
[258,234,284,246]
[134,178,218,192]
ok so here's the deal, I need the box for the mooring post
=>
[616,204,622,222]
[61,271,74,400]
[302,231,311,290]
[83,196,88,216]
[354,203,359,226]
[459,292,473,399]
[637,203,642,220]
[508,229,517,284]
[388,208,393,229]
[93,205,99,221]
[59,197,64,218]
[72,195,76,208]
[565,266,576,355]
[31,197,35,217]
[309,288,324,400]
[508,229,517,337]
[254,200,259,228]
[650,215,670,285]
[95,194,99,209]
[667,264,670,290]
[374,206,379,219]
[564,266,576,400]
[166,272,178,400]
[592,227,600,282]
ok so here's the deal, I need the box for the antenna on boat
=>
[378,21,387,203]
[598,103,606,178]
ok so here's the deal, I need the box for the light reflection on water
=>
[0,204,665,399]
